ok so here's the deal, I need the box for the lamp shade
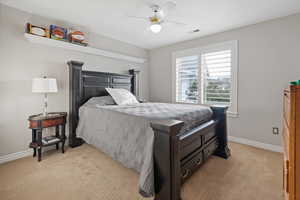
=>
[32,78,58,93]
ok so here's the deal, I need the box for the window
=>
[176,55,199,103]
[172,41,238,117]
[201,50,231,105]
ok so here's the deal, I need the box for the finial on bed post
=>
[67,60,84,148]
[129,69,140,98]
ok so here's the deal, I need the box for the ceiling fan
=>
[127,1,187,34]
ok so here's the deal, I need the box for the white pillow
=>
[106,88,139,105]
[85,96,116,107]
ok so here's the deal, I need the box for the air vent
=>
[191,29,200,33]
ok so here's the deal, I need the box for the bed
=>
[67,60,231,200]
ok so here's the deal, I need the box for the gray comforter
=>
[77,102,212,197]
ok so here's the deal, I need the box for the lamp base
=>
[43,93,48,116]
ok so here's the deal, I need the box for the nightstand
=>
[28,112,67,162]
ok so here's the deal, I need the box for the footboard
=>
[150,106,230,200]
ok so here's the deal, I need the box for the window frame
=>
[172,40,238,117]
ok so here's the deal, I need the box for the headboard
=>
[67,60,139,147]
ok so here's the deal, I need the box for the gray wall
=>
[149,13,300,146]
[0,4,149,156]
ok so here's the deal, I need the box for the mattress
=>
[77,102,212,197]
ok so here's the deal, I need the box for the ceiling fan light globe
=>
[150,24,162,33]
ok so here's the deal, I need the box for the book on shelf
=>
[42,136,60,145]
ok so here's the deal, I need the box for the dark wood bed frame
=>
[67,60,231,200]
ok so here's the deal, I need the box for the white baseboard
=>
[0,149,32,164]
[228,136,283,153]
[0,137,282,164]
[0,142,65,165]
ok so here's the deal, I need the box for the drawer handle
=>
[182,169,190,179]
[196,159,202,166]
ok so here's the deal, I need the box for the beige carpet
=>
[0,142,283,200]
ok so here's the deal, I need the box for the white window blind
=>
[173,41,238,116]
[176,56,199,103]
[201,50,231,105]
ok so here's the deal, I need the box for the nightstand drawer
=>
[29,117,65,129]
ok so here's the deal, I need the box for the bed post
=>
[211,106,231,159]
[67,60,85,148]
[129,69,140,98]
[150,120,184,200]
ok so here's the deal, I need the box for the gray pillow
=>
[85,96,116,107]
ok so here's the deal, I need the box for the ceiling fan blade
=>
[143,0,165,7]
[163,1,177,11]
[143,0,176,16]
[127,15,149,22]
[164,19,187,26]
[160,1,176,17]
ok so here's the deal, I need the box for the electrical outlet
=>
[272,127,279,135]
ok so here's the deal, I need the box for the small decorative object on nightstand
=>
[28,112,67,162]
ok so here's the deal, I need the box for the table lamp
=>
[32,77,58,116]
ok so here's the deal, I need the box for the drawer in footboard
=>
[203,130,217,144]
[203,138,219,160]
[180,137,219,183]
[179,120,216,159]
[181,149,203,182]
[180,132,202,159]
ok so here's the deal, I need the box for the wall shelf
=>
[24,33,146,64]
